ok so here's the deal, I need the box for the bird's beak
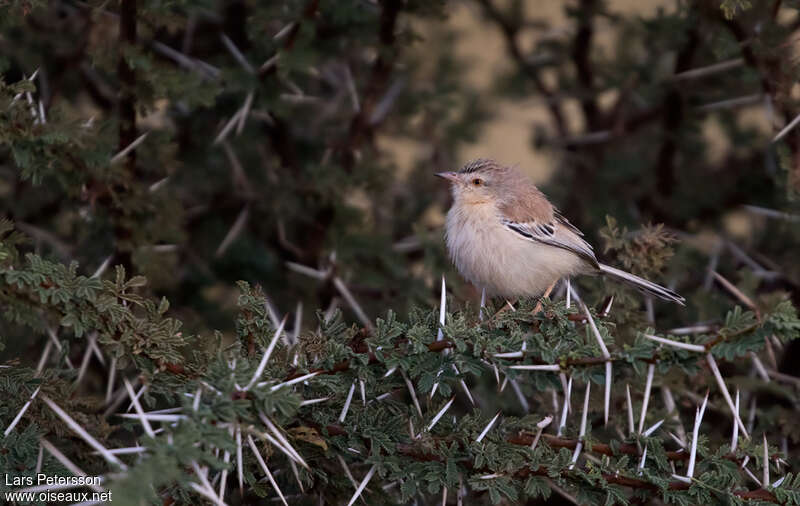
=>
[435,171,459,183]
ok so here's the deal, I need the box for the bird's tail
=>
[598,263,685,305]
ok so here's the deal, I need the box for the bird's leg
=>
[532,279,558,315]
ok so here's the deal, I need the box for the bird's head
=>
[436,158,509,206]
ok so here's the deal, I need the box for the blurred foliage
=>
[2,0,800,504]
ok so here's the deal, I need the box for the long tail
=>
[599,263,685,305]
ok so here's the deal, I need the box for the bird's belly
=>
[446,210,583,298]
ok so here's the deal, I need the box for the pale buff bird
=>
[437,158,684,304]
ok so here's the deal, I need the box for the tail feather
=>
[599,263,685,305]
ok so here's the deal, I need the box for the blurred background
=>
[2,0,800,345]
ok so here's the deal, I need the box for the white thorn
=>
[638,445,648,474]
[193,387,202,412]
[40,395,125,469]
[192,461,223,505]
[117,413,186,422]
[437,275,446,341]
[662,386,687,446]
[220,34,255,74]
[638,363,655,434]
[333,276,374,332]
[347,464,377,506]
[264,298,282,329]
[625,384,635,434]
[582,302,610,358]
[124,379,155,438]
[409,417,417,440]
[105,357,117,404]
[293,301,303,345]
[454,365,476,406]
[476,411,501,443]
[337,454,360,495]
[479,288,486,321]
[75,336,92,385]
[188,482,226,505]
[36,339,53,376]
[558,377,573,437]
[35,444,43,474]
[3,386,40,437]
[763,434,770,486]
[91,255,113,279]
[604,362,612,426]
[667,431,686,448]
[339,381,356,423]
[560,373,570,413]
[286,261,329,280]
[743,462,762,486]
[494,351,524,358]
[219,436,231,500]
[750,352,771,382]
[706,353,749,439]
[269,371,321,391]
[579,383,591,438]
[259,412,308,469]
[773,110,800,143]
[569,442,583,469]
[430,370,442,400]
[236,91,254,135]
[686,391,709,479]
[509,364,560,371]
[110,132,149,165]
[427,396,455,431]
[236,426,243,495]
[530,416,553,452]
[479,473,503,479]
[273,22,296,41]
[247,435,288,506]
[38,439,105,493]
[508,377,529,412]
[300,397,329,406]
[731,389,740,452]
[246,315,288,390]
[643,419,664,437]
[643,334,705,353]
[402,371,423,417]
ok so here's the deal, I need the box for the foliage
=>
[2,0,800,505]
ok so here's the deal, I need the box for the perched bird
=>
[437,158,684,304]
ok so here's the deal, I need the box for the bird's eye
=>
[472,178,483,186]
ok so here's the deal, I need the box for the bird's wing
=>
[500,216,599,268]
[496,178,599,267]
[554,210,584,236]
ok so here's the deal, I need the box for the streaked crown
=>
[458,158,501,174]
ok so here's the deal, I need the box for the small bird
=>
[437,158,684,305]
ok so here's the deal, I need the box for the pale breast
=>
[445,202,586,298]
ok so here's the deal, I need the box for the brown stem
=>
[340,0,402,167]
[118,0,137,174]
